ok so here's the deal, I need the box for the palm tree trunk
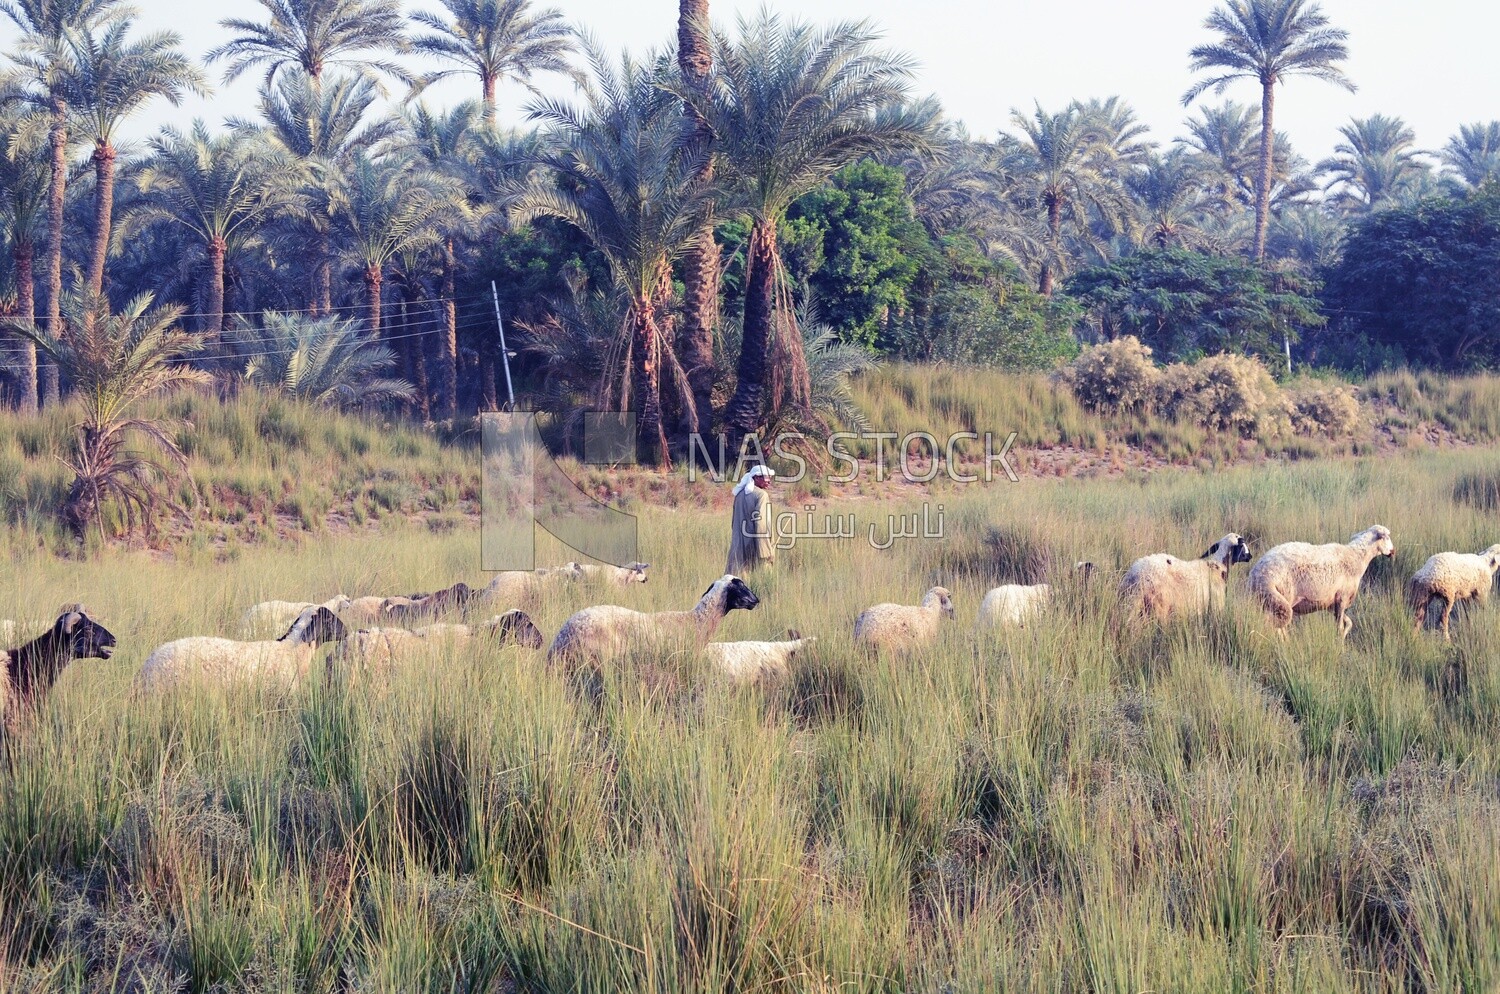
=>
[401,292,431,420]
[1253,78,1275,261]
[677,0,717,452]
[724,218,776,456]
[41,92,67,407]
[632,294,670,469]
[206,236,226,346]
[441,239,458,419]
[86,141,117,297]
[316,232,333,316]
[480,352,498,410]
[1038,195,1062,296]
[365,265,382,339]
[12,240,37,413]
[481,73,497,122]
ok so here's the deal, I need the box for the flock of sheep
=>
[3,526,1500,735]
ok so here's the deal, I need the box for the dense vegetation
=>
[0,0,1498,480]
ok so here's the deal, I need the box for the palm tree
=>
[1441,122,1500,189]
[517,45,708,467]
[6,292,209,543]
[685,12,933,453]
[390,100,489,419]
[0,107,49,411]
[1318,114,1426,210]
[1179,100,1310,210]
[63,17,207,298]
[2,0,125,404]
[676,0,716,447]
[1128,148,1223,249]
[131,122,286,343]
[239,69,394,312]
[410,0,577,121]
[1006,103,1131,295]
[338,150,451,341]
[208,0,408,87]
[237,311,414,406]
[1070,96,1155,170]
[1183,0,1354,259]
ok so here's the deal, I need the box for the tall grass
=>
[3,444,1500,990]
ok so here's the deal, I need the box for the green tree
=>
[6,292,209,542]
[131,122,286,342]
[240,69,394,312]
[1440,122,1500,190]
[1323,191,1500,370]
[1128,148,1223,249]
[675,0,716,446]
[390,100,491,419]
[785,160,928,347]
[237,311,414,406]
[208,0,408,86]
[338,150,453,341]
[1006,102,1131,295]
[63,16,207,298]
[1183,0,1354,260]
[683,12,934,452]
[0,107,49,410]
[516,45,708,466]
[1179,99,1311,213]
[410,0,577,121]
[2,0,125,405]
[1067,248,1324,362]
[1318,114,1427,210]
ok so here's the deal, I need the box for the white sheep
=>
[547,574,758,666]
[137,606,349,690]
[853,586,955,652]
[977,562,1096,631]
[1119,534,1253,622]
[240,595,352,637]
[1247,525,1396,639]
[476,564,586,604]
[702,630,815,684]
[340,610,546,671]
[574,562,651,585]
[1408,544,1500,639]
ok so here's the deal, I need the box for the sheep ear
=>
[61,611,84,634]
[700,582,715,599]
[785,629,802,640]
[1200,545,1217,559]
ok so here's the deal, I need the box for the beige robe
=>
[727,485,775,573]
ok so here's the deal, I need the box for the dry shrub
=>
[1056,336,1160,414]
[1289,383,1362,437]
[1155,353,1289,438]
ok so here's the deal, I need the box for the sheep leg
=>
[1412,591,1431,634]
[1440,598,1454,641]
[1334,600,1352,640]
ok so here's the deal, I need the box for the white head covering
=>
[732,465,775,495]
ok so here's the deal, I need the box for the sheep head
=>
[1351,525,1395,557]
[622,562,650,584]
[924,587,956,619]
[1483,544,1500,575]
[491,610,545,649]
[1202,534,1253,566]
[703,575,760,614]
[56,608,116,661]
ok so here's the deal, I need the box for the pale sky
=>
[6,0,1498,164]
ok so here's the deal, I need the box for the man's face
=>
[755,475,771,490]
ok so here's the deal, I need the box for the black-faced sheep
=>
[1408,544,1500,639]
[1119,533,1253,622]
[339,609,545,672]
[1247,525,1395,639]
[547,574,758,665]
[379,582,476,624]
[2,607,117,729]
[853,586,955,652]
[137,606,349,690]
[240,595,352,637]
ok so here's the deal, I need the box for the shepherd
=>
[727,465,776,573]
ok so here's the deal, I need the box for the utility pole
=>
[491,280,515,409]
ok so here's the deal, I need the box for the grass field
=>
[4,445,1500,992]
